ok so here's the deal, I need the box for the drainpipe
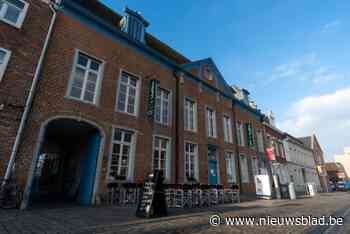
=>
[173,70,183,184]
[3,2,58,183]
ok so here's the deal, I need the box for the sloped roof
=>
[298,136,312,148]
[181,58,234,98]
[69,0,190,64]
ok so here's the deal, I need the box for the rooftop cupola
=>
[242,88,250,105]
[120,7,150,43]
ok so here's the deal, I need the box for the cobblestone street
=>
[0,192,349,234]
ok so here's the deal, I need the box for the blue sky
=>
[101,0,350,161]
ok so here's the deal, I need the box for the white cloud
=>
[266,53,345,85]
[322,20,341,33]
[278,88,350,161]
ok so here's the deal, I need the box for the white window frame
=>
[0,0,29,28]
[67,50,104,105]
[251,157,259,176]
[107,127,138,182]
[184,141,199,182]
[0,47,11,82]
[240,154,249,183]
[184,97,197,132]
[206,107,217,138]
[223,115,233,143]
[225,151,237,184]
[256,130,264,153]
[116,69,141,116]
[236,121,245,146]
[152,135,172,182]
[155,87,171,125]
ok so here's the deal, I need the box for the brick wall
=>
[14,12,177,194]
[0,0,53,178]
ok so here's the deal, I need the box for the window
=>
[184,98,196,132]
[279,142,285,158]
[121,11,147,43]
[236,122,245,146]
[0,0,29,28]
[109,129,135,181]
[0,47,11,81]
[223,115,233,143]
[256,130,264,153]
[240,155,249,183]
[116,71,140,115]
[68,52,103,104]
[153,136,170,179]
[206,107,217,138]
[155,88,170,125]
[225,152,237,183]
[251,157,259,176]
[185,142,198,181]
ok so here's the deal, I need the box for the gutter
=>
[173,70,183,184]
[3,2,58,182]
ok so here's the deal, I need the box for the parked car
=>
[329,181,336,191]
[345,180,350,190]
[336,181,345,191]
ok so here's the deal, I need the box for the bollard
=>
[288,182,296,200]
[273,175,281,199]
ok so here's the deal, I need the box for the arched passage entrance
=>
[28,118,103,207]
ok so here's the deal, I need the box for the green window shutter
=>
[246,123,254,147]
[147,79,159,119]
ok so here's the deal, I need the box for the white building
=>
[283,134,321,193]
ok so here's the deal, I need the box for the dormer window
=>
[120,7,149,43]
[203,65,213,81]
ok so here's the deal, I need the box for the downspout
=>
[173,70,182,184]
[3,2,57,183]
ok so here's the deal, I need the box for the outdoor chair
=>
[182,184,193,208]
[200,184,210,207]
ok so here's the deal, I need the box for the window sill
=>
[207,135,217,140]
[185,129,197,133]
[64,96,100,107]
[0,18,22,29]
[115,110,138,118]
[107,178,134,184]
[155,121,171,127]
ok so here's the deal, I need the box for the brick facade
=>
[0,0,53,178]
[2,0,268,207]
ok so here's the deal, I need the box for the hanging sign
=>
[246,123,254,146]
[266,147,276,161]
[147,79,158,119]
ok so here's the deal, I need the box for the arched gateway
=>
[23,117,104,208]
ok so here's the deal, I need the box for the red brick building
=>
[1,0,274,209]
[0,0,253,208]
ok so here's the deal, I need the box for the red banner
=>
[266,147,276,161]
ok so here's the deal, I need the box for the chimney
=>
[268,111,276,127]
[120,7,149,43]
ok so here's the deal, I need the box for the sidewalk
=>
[0,193,341,234]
